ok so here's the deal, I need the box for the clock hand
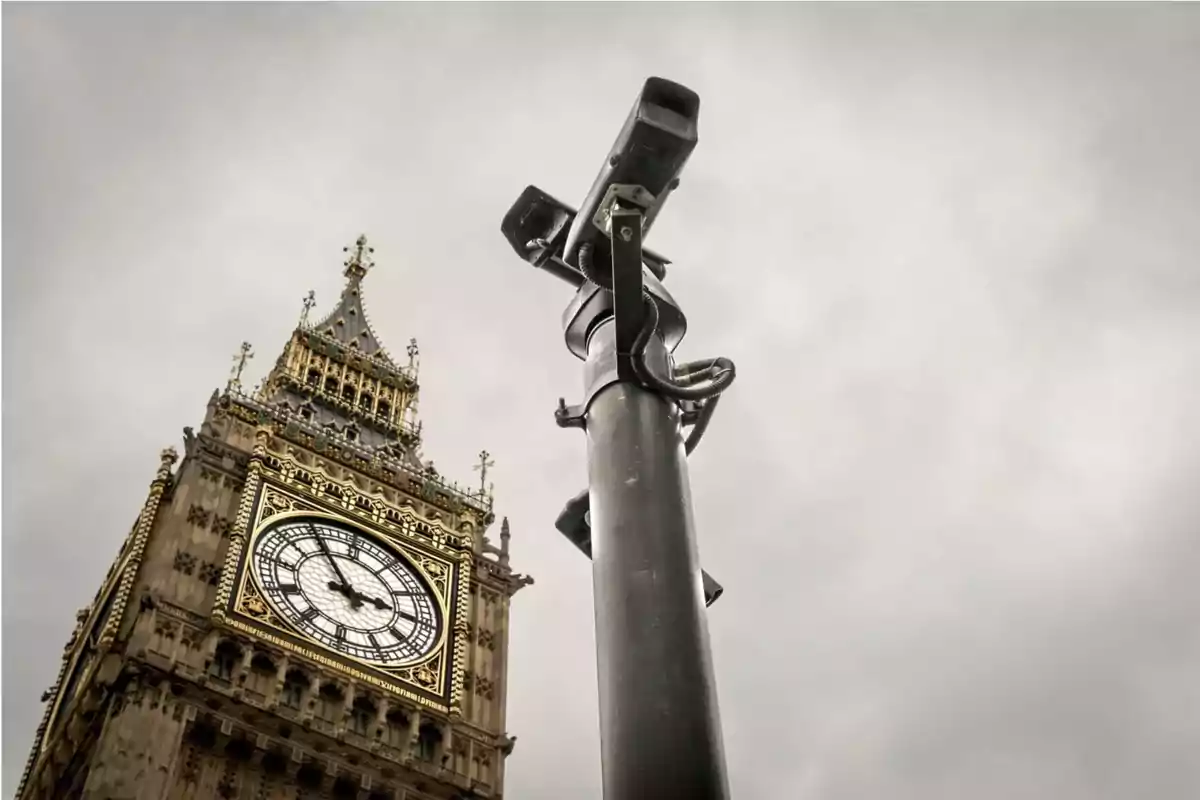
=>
[338,585,391,612]
[311,530,362,609]
[360,592,392,611]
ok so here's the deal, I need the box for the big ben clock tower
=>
[17,236,532,800]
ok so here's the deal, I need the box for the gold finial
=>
[407,338,420,372]
[473,450,495,494]
[300,290,316,326]
[343,234,374,278]
[157,446,179,481]
[228,342,254,392]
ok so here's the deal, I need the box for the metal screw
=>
[619,227,633,242]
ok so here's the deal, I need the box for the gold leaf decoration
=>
[414,665,436,689]
[260,489,295,522]
[418,558,449,595]
[239,582,282,627]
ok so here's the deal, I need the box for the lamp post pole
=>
[500,78,737,800]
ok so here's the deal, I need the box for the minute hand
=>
[310,527,355,592]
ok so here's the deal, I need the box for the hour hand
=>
[326,580,364,609]
[344,587,390,611]
[363,594,391,611]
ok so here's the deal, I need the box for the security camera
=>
[500,185,673,287]
[561,77,699,271]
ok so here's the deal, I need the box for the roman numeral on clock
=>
[279,584,300,595]
[389,626,407,643]
[300,607,319,621]
[335,625,346,641]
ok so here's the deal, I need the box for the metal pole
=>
[584,316,731,800]
[499,75,735,800]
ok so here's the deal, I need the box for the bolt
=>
[619,227,633,242]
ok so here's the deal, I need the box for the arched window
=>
[385,708,409,747]
[250,652,275,675]
[350,696,376,736]
[306,369,321,387]
[417,722,442,762]
[209,640,241,682]
[324,376,339,394]
[316,682,344,722]
[281,669,307,709]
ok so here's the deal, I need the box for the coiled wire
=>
[578,242,736,454]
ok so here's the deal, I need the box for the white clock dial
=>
[251,517,442,666]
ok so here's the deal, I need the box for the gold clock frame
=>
[213,439,472,715]
[243,513,451,671]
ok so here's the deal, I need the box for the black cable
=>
[684,395,719,455]
[577,241,610,289]
[630,295,736,401]
[578,238,737,453]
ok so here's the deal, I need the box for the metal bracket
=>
[591,183,657,238]
[555,398,586,429]
[555,489,724,607]
[610,204,647,382]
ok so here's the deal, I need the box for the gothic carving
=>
[97,448,176,652]
[173,552,197,576]
[199,562,222,586]
[223,397,490,520]
[259,487,299,522]
[237,582,282,629]
[153,619,178,641]
[187,504,211,528]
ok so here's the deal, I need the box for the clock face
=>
[251,517,442,666]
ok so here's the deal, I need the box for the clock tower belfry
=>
[18,236,533,800]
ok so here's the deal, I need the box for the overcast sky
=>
[5,3,1200,799]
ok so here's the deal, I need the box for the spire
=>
[473,450,494,495]
[308,234,397,365]
[499,516,511,564]
[255,233,422,454]
[227,342,254,392]
[407,338,420,377]
[343,233,374,281]
[299,290,316,326]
